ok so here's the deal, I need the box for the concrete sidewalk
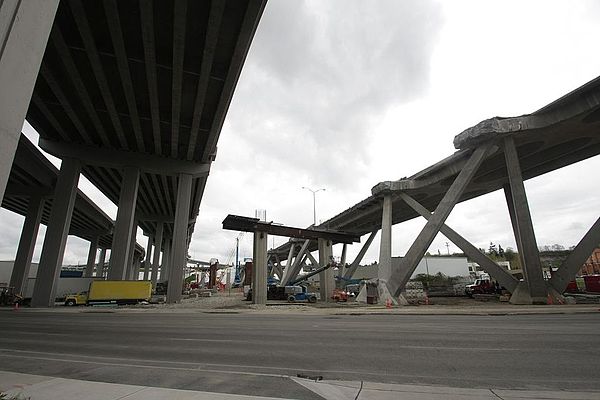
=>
[2,371,599,400]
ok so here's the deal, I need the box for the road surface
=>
[0,310,598,398]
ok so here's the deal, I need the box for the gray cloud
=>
[226,0,444,190]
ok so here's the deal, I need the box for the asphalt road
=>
[0,310,598,398]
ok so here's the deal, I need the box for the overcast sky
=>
[2,0,600,268]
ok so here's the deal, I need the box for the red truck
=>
[465,279,497,297]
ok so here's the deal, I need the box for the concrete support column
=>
[10,196,44,294]
[84,236,99,278]
[31,158,81,307]
[0,0,59,202]
[318,238,334,302]
[167,174,193,303]
[339,243,347,279]
[108,167,140,280]
[161,239,172,281]
[378,194,393,282]
[504,136,547,304]
[151,224,163,289]
[95,248,107,277]
[126,219,138,280]
[252,231,268,305]
[132,257,140,281]
[143,235,153,280]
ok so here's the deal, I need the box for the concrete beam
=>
[167,174,193,303]
[108,167,139,280]
[0,0,59,202]
[9,196,44,294]
[389,145,491,297]
[31,158,81,307]
[39,138,211,177]
[398,192,519,293]
[550,216,600,293]
[504,136,547,304]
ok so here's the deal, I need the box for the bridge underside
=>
[0,0,265,305]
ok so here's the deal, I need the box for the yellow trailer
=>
[87,281,152,305]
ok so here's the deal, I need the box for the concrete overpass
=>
[2,134,145,298]
[270,75,600,305]
[0,0,266,305]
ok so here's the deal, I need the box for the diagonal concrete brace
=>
[389,144,492,297]
[549,215,600,294]
[398,192,519,293]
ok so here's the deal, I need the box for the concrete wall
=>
[0,261,38,286]
[411,257,469,277]
[345,257,470,281]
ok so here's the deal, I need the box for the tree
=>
[488,242,498,257]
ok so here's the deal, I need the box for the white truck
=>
[23,277,98,303]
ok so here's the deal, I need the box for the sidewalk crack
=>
[490,388,505,400]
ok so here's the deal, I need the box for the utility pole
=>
[445,242,450,255]
[235,236,240,283]
[302,186,326,226]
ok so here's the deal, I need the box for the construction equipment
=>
[331,288,349,302]
[246,264,331,301]
[0,287,22,306]
[286,285,317,303]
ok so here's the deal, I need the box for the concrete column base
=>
[509,282,558,305]
[377,280,398,306]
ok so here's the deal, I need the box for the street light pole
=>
[302,186,326,226]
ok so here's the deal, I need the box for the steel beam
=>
[389,145,490,297]
[550,216,600,293]
[399,192,519,292]
[504,136,547,303]
[31,158,81,307]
